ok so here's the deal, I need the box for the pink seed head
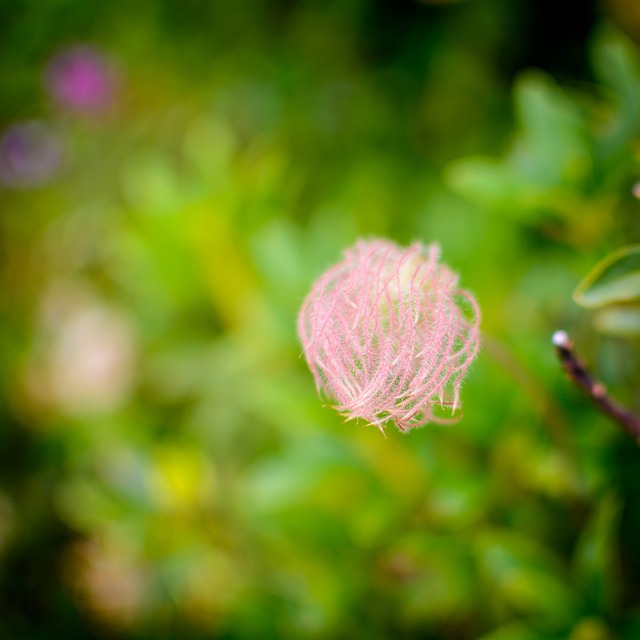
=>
[298,239,480,432]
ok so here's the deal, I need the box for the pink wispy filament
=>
[298,239,480,432]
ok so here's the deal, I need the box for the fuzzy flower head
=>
[298,239,480,432]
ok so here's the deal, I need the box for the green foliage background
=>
[1,1,640,638]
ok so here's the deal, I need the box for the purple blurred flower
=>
[0,120,63,188]
[298,239,480,432]
[44,45,117,114]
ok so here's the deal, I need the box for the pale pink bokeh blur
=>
[298,239,480,432]
[23,280,136,417]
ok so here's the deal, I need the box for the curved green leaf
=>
[573,245,640,308]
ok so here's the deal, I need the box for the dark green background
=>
[1,1,640,638]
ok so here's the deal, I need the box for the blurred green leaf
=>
[592,27,640,156]
[445,156,532,212]
[474,529,578,626]
[120,153,187,215]
[183,115,236,182]
[594,307,640,337]
[390,534,477,627]
[514,70,591,188]
[573,492,622,613]
[447,70,594,225]
[573,245,640,308]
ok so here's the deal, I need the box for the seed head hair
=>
[298,239,480,432]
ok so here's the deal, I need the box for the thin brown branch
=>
[552,330,640,444]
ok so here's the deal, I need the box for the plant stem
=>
[552,330,640,444]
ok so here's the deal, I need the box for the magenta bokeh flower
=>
[298,239,480,432]
[44,45,117,114]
